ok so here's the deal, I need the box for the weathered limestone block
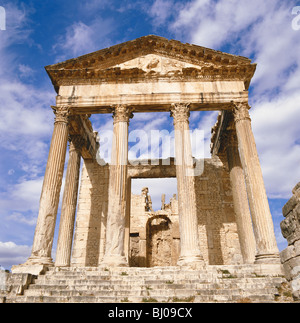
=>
[280,211,300,246]
[0,272,36,302]
[280,184,300,246]
[282,195,299,217]
[280,182,300,300]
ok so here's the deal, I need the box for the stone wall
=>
[195,157,242,265]
[0,272,35,303]
[280,182,300,299]
[71,160,109,267]
[129,191,180,267]
[70,157,242,267]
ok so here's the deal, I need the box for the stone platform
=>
[1,265,295,303]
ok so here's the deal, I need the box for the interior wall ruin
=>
[70,156,242,267]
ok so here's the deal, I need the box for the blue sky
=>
[0,0,300,269]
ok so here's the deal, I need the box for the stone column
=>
[225,129,256,264]
[55,136,82,267]
[27,106,70,266]
[170,103,204,267]
[101,105,133,267]
[124,177,131,263]
[232,102,280,264]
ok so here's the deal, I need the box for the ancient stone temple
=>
[4,35,294,303]
[12,34,282,270]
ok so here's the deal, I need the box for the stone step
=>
[36,269,283,279]
[44,268,259,277]
[6,295,191,303]
[24,288,203,298]
[30,277,285,289]
[27,279,284,291]
[23,285,278,297]
[3,264,292,303]
[41,272,210,279]
[6,292,279,303]
[45,264,283,275]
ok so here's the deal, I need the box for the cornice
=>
[45,35,256,92]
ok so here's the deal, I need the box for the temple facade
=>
[12,35,282,275]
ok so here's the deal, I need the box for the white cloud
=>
[8,169,14,176]
[0,4,56,262]
[18,64,35,79]
[0,80,54,182]
[0,177,43,214]
[170,1,299,95]
[251,92,300,198]
[0,4,32,76]
[171,0,276,47]
[6,212,37,226]
[0,81,53,137]
[149,0,175,26]
[0,241,31,269]
[0,3,54,183]
[53,18,115,60]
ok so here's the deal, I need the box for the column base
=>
[100,255,129,268]
[11,256,53,275]
[54,262,69,268]
[254,253,281,265]
[177,255,205,269]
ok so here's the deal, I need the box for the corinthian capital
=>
[112,105,134,124]
[52,106,70,124]
[170,103,190,125]
[231,102,251,123]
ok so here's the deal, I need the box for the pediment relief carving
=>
[114,54,204,76]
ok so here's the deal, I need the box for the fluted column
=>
[226,129,256,264]
[26,106,70,266]
[101,105,133,267]
[170,103,204,267]
[232,102,280,264]
[55,136,82,267]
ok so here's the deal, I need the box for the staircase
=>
[4,265,294,303]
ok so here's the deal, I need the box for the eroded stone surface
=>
[280,182,300,300]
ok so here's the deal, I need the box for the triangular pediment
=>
[45,35,256,92]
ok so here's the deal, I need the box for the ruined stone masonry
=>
[280,182,300,299]
[2,35,296,303]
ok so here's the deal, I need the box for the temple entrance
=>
[146,215,179,267]
[129,178,179,267]
[146,215,172,267]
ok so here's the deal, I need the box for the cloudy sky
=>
[0,0,299,269]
